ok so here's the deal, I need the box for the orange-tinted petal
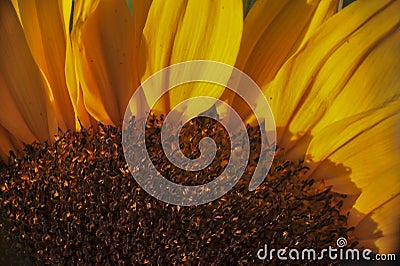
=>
[71,0,137,125]
[125,0,152,117]
[0,124,23,162]
[132,0,152,54]
[0,0,57,143]
[63,1,95,129]
[16,0,76,130]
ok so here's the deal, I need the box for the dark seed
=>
[0,115,356,265]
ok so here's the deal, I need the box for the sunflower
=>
[0,0,398,259]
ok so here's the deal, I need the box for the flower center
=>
[0,116,356,264]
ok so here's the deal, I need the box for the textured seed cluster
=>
[0,116,355,265]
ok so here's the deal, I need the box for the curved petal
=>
[65,43,95,129]
[263,0,399,157]
[126,0,152,117]
[139,0,243,116]
[224,0,338,122]
[16,0,75,130]
[63,1,95,129]
[351,195,399,254]
[237,0,338,87]
[305,101,400,253]
[0,0,57,143]
[71,0,139,125]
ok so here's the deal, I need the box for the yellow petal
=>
[59,0,72,38]
[223,0,338,122]
[306,100,399,194]
[305,101,400,253]
[351,195,399,253]
[16,0,76,130]
[0,0,57,142]
[237,0,338,87]
[71,0,137,125]
[138,0,187,113]
[63,9,94,129]
[65,51,96,130]
[264,0,399,156]
[62,1,95,129]
[10,0,21,23]
[139,0,243,116]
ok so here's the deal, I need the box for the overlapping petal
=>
[305,100,400,253]
[261,0,399,158]
[70,0,142,125]
[64,1,96,129]
[224,0,338,122]
[237,0,338,86]
[352,195,399,254]
[14,0,76,130]
[0,1,58,146]
[0,0,398,255]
